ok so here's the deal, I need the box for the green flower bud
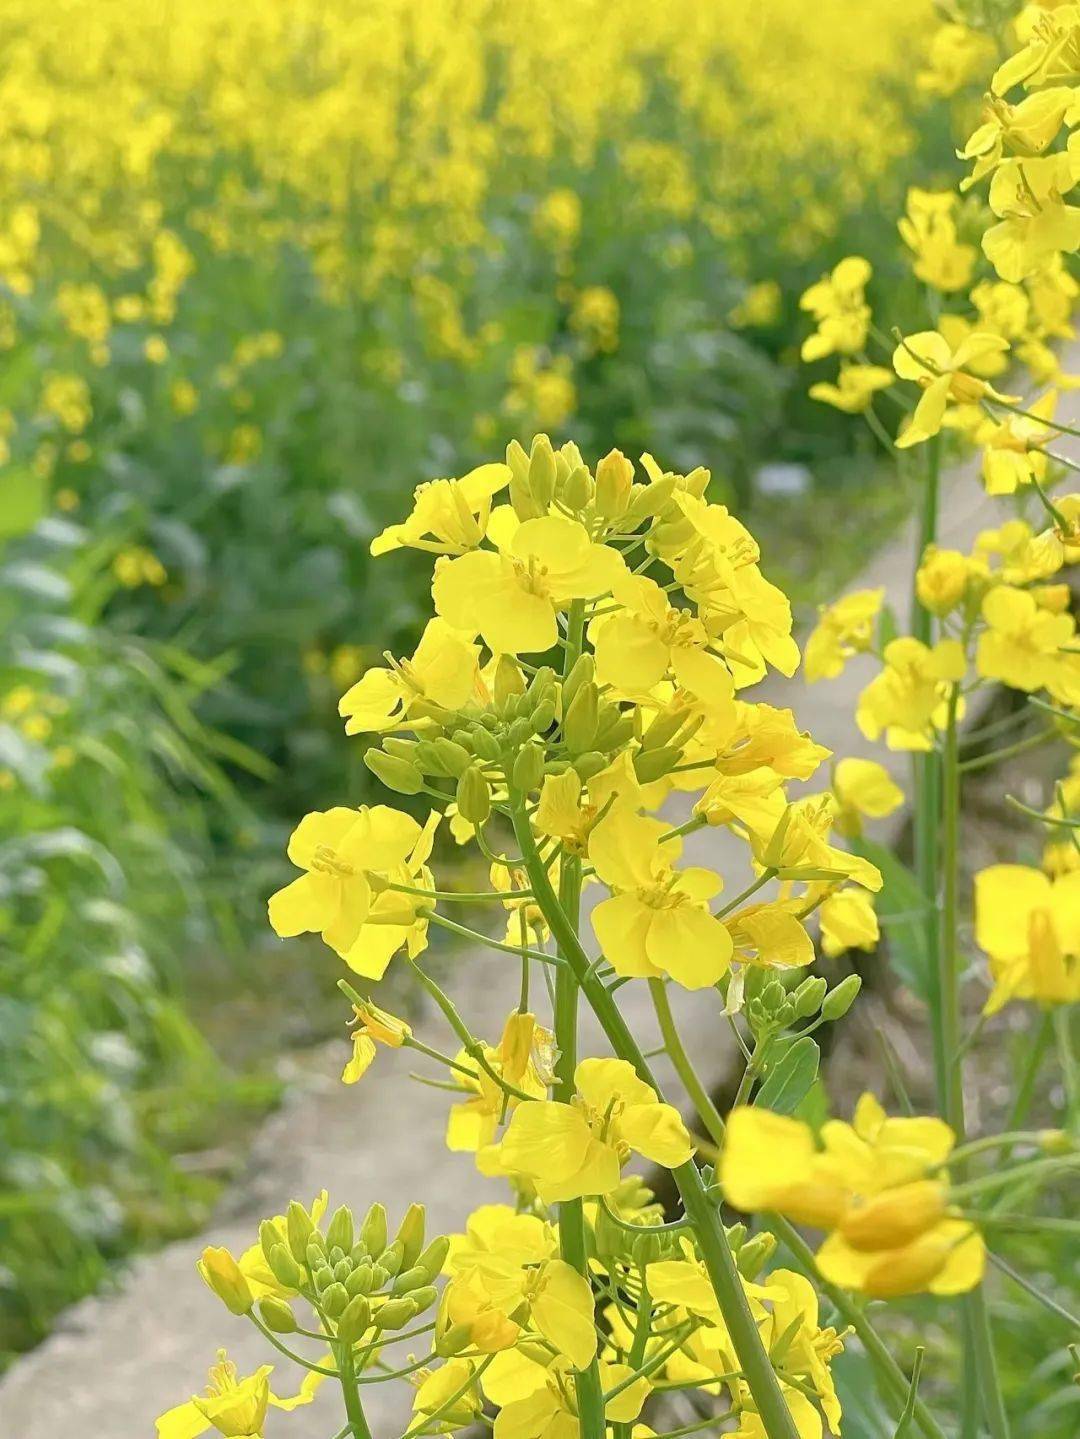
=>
[510,470,542,520]
[761,979,785,1012]
[792,976,828,1019]
[530,698,557,734]
[313,1264,335,1294]
[435,1321,473,1358]
[374,1296,419,1330]
[360,1203,388,1258]
[562,654,594,709]
[321,1281,349,1318]
[561,464,593,513]
[507,715,534,748]
[336,1293,372,1344]
[259,1219,283,1263]
[407,1284,439,1313]
[642,707,688,751]
[364,748,423,795]
[328,1246,346,1267]
[346,1263,374,1297]
[572,751,608,780]
[392,1265,430,1294]
[416,1236,451,1281]
[333,1258,352,1284]
[513,743,546,794]
[430,738,472,777]
[287,1201,316,1263]
[268,1243,305,1291]
[369,1263,390,1290]
[821,974,862,1021]
[528,434,557,509]
[563,681,599,753]
[625,474,676,523]
[395,1203,427,1269]
[258,1297,298,1334]
[736,1231,777,1281]
[593,712,634,751]
[380,1239,406,1278]
[456,766,492,825]
[506,438,529,487]
[305,1237,326,1270]
[469,726,502,762]
[383,737,420,762]
[633,745,682,783]
[326,1205,355,1256]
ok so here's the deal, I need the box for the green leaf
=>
[755,1036,820,1115]
[853,837,931,1000]
[0,465,48,540]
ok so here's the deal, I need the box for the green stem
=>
[770,1217,947,1439]
[615,1272,654,1439]
[338,1345,373,1439]
[940,687,1011,1439]
[510,805,801,1439]
[649,979,727,1147]
[425,910,562,966]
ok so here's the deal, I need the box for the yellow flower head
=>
[831,757,903,838]
[892,329,1018,448]
[975,864,1080,1013]
[498,1057,693,1204]
[799,256,872,361]
[338,619,483,734]
[371,463,511,556]
[976,583,1075,692]
[156,1351,323,1439]
[809,363,893,414]
[342,1000,412,1084]
[856,637,966,750]
[804,588,884,683]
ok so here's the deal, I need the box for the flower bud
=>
[407,1284,439,1313]
[346,1263,374,1297]
[333,1258,352,1284]
[593,712,634,751]
[370,1263,390,1289]
[507,716,534,748]
[287,1201,316,1263]
[268,1243,305,1291]
[321,1281,350,1318]
[528,434,557,509]
[821,974,862,1021]
[561,464,593,513]
[392,1264,430,1294]
[258,1297,298,1333]
[456,766,492,825]
[562,654,594,709]
[364,748,423,795]
[259,1219,283,1263]
[735,1230,777,1281]
[513,743,546,794]
[374,1296,419,1330]
[430,738,472,777]
[494,654,526,707]
[435,1321,473,1357]
[595,449,633,518]
[530,698,557,734]
[633,744,682,783]
[336,1293,372,1344]
[572,751,608,780]
[563,681,599,753]
[306,1237,326,1270]
[313,1264,335,1294]
[624,474,676,524]
[416,1236,452,1281]
[380,1239,406,1278]
[468,726,502,762]
[383,737,420,762]
[326,1205,355,1256]
[395,1203,427,1269]
[792,976,828,1019]
[360,1203,388,1258]
[198,1247,253,1316]
[506,438,529,487]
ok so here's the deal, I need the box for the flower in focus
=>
[156,1351,323,1439]
[342,1000,412,1084]
[892,329,1018,448]
[338,619,482,734]
[371,463,511,556]
[498,1057,693,1203]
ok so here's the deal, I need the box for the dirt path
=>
[0,462,1004,1437]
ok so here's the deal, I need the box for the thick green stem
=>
[338,1346,373,1439]
[511,806,801,1439]
[940,691,1011,1439]
[649,979,727,1147]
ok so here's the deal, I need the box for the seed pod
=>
[360,1203,388,1258]
[374,1297,419,1330]
[563,682,599,753]
[326,1205,355,1256]
[456,766,491,825]
[286,1201,316,1263]
[528,434,557,509]
[336,1293,372,1344]
[321,1281,349,1318]
[258,1297,298,1334]
[364,748,423,795]
[513,743,545,794]
[268,1244,305,1291]
[821,974,862,1021]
